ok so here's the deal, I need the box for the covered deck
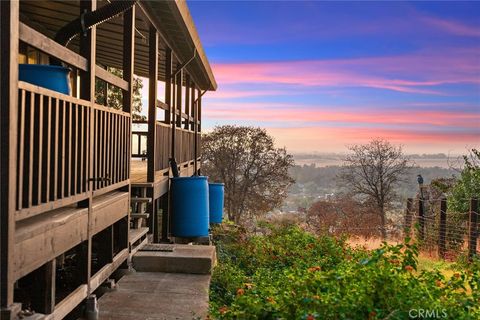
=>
[0,0,216,319]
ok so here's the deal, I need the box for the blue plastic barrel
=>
[19,64,71,95]
[171,176,209,237]
[209,183,224,224]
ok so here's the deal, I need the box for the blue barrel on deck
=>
[171,176,209,237]
[19,64,71,95]
[209,183,224,224]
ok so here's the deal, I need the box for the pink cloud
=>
[203,102,480,128]
[211,48,480,95]
[421,16,480,37]
[206,89,294,99]
[266,126,479,153]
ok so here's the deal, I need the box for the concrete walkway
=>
[98,272,210,320]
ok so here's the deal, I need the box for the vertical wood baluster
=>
[17,90,26,210]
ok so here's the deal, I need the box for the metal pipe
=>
[54,0,137,47]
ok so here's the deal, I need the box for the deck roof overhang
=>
[19,0,217,91]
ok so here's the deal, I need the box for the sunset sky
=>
[187,1,479,154]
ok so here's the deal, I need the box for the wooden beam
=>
[0,0,19,310]
[156,100,169,111]
[89,248,128,293]
[44,285,87,320]
[122,6,135,113]
[91,192,129,234]
[95,66,129,91]
[14,207,88,281]
[148,26,158,183]
[19,23,88,72]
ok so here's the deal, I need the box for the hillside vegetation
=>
[209,224,479,319]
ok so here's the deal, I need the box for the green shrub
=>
[209,224,480,319]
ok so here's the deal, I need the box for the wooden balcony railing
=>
[152,124,199,171]
[154,122,171,171]
[16,81,131,220]
[92,105,131,194]
[176,128,196,164]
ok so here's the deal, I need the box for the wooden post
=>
[193,88,199,174]
[79,0,97,294]
[147,26,158,183]
[190,83,196,131]
[160,193,169,243]
[171,63,176,161]
[152,198,159,243]
[197,92,202,172]
[198,92,202,133]
[404,198,413,234]
[147,26,158,241]
[468,198,478,261]
[176,67,183,129]
[30,260,56,314]
[417,197,425,241]
[0,0,19,311]
[184,74,190,130]
[438,197,447,259]
[122,6,135,114]
[123,5,134,190]
[164,48,172,125]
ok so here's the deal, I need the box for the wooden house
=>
[0,1,217,318]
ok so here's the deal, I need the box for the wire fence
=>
[403,197,478,261]
[306,197,478,262]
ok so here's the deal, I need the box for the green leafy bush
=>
[209,224,480,319]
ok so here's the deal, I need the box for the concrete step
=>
[133,244,216,275]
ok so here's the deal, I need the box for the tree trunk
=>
[380,206,387,239]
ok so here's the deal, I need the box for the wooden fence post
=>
[418,198,425,241]
[438,197,447,259]
[468,198,478,261]
[404,198,413,234]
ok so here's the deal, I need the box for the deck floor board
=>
[98,272,210,320]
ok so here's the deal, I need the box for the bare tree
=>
[338,139,412,238]
[202,126,294,223]
[307,195,382,238]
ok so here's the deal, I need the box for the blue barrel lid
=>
[171,176,208,181]
[19,64,71,72]
[209,182,225,186]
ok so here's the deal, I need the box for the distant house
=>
[0,1,216,318]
